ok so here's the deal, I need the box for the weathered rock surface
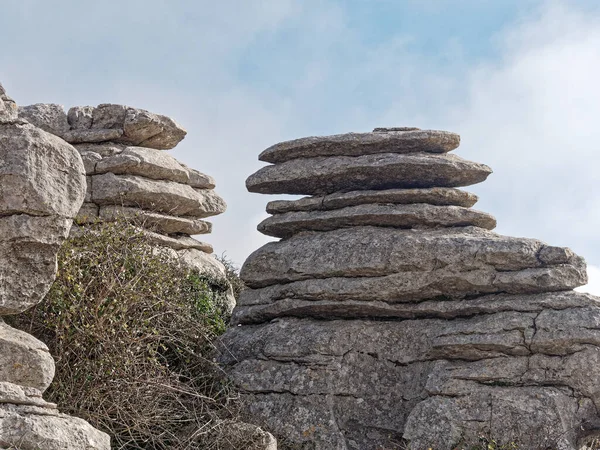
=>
[223,127,600,449]
[247,153,492,195]
[0,321,54,392]
[0,382,56,409]
[95,146,215,187]
[266,187,478,214]
[258,204,496,238]
[0,207,78,316]
[18,104,70,138]
[64,127,124,144]
[18,103,187,150]
[79,104,187,149]
[0,403,111,450]
[0,122,85,217]
[91,173,226,218]
[241,226,585,289]
[259,128,460,163]
[222,295,600,449]
[99,205,212,235]
[144,230,213,253]
[0,84,17,123]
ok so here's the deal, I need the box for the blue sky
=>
[2,0,599,293]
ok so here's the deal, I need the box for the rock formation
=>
[221,128,600,449]
[18,102,229,288]
[0,84,110,448]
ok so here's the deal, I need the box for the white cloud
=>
[577,265,600,296]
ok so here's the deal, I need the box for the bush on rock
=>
[9,220,245,449]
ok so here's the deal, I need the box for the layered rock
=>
[18,102,230,288]
[0,84,110,449]
[221,127,600,449]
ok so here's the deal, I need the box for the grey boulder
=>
[95,146,215,187]
[0,214,73,314]
[257,203,497,238]
[18,104,70,138]
[247,153,492,195]
[0,320,55,392]
[89,104,187,149]
[259,128,460,163]
[0,122,86,218]
[240,226,586,289]
[91,173,226,218]
[0,403,110,450]
[266,187,478,214]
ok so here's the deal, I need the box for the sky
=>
[1,0,599,295]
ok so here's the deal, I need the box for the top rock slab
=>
[19,103,187,150]
[259,128,460,163]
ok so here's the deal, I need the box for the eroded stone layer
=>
[91,173,226,218]
[266,187,478,214]
[257,204,496,238]
[259,129,460,163]
[220,291,600,449]
[241,226,586,290]
[0,403,111,450]
[247,153,492,195]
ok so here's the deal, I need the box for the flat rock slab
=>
[0,122,86,218]
[241,226,585,289]
[0,382,56,409]
[259,129,460,163]
[266,187,478,214]
[91,173,226,218]
[258,204,496,238]
[95,146,215,188]
[247,153,492,195]
[233,288,594,324]
[99,205,212,235]
[0,403,110,450]
[0,320,55,392]
[145,230,213,253]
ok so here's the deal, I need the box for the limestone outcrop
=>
[221,128,600,449]
[0,84,110,449]
[18,102,229,287]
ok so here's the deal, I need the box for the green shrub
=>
[9,220,242,449]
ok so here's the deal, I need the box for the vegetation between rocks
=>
[8,220,254,449]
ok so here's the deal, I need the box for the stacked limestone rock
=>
[0,84,109,448]
[18,103,228,281]
[221,128,600,449]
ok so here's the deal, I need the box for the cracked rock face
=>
[0,84,110,449]
[221,128,600,449]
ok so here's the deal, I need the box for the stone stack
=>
[18,103,228,281]
[221,128,600,449]
[0,84,110,448]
